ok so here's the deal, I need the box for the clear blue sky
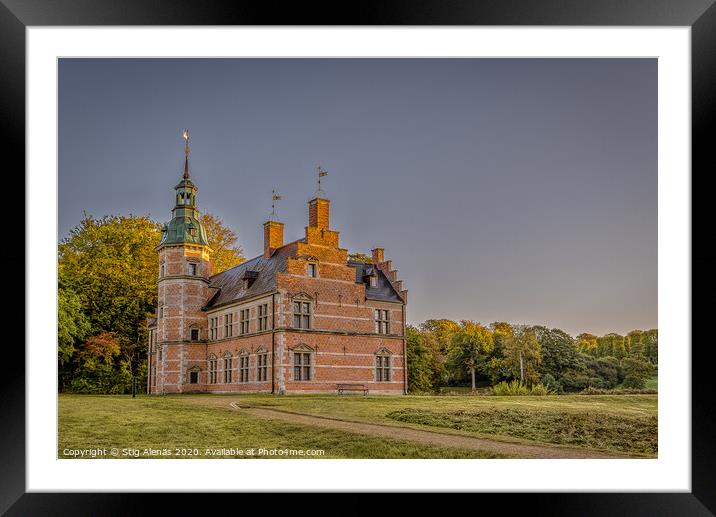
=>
[58,58,656,336]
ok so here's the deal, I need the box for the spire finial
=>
[182,129,190,180]
[316,165,328,197]
[270,190,282,221]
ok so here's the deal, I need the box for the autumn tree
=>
[502,325,541,387]
[447,321,494,391]
[200,212,245,274]
[348,252,372,264]
[405,325,434,392]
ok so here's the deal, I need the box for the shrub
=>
[492,380,529,395]
[492,380,554,396]
[540,373,563,393]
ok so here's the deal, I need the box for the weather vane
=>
[182,129,191,180]
[270,190,282,220]
[316,165,328,197]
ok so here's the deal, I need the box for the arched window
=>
[208,354,218,384]
[375,348,391,382]
[223,352,233,383]
[291,344,314,381]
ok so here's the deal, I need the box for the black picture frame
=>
[2,0,713,514]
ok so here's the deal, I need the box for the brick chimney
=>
[308,198,330,229]
[371,247,384,264]
[263,220,284,258]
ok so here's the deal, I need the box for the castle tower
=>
[154,130,211,393]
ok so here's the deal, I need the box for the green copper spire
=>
[158,130,209,247]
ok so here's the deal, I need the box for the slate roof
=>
[349,260,404,303]
[204,249,404,310]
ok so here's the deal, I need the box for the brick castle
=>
[147,134,407,394]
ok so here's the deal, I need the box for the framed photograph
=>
[4,0,714,513]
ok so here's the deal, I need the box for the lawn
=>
[58,392,657,459]
[58,394,499,459]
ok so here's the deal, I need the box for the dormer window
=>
[241,270,259,290]
[369,276,377,287]
[307,263,317,278]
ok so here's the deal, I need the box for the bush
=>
[622,374,647,389]
[540,373,563,393]
[579,387,657,395]
[492,380,554,396]
[492,380,529,395]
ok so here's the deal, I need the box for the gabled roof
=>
[349,260,404,303]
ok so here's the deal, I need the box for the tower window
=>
[189,370,199,384]
[189,263,197,276]
[307,263,317,278]
[160,263,165,278]
[190,328,200,341]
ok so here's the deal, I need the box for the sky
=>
[58,58,657,336]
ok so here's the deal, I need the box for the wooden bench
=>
[336,383,368,395]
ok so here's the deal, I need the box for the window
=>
[160,263,165,278]
[159,307,164,319]
[158,347,162,361]
[189,263,197,276]
[208,356,217,384]
[189,370,199,384]
[258,304,269,331]
[190,328,200,341]
[375,309,390,334]
[240,309,250,335]
[223,354,232,383]
[224,313,233,338]
[369,276,377,287]
[376,354,391,381]
[293,351,312,381]
[239,354,250,383]
[257,353,268,382]
[209,317,218,340]
[307,263,317,278]
[293,301,311,329]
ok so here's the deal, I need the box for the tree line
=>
[406,320,657,393]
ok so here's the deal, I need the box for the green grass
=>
[386,407,657,455]
[59,392,657,458]
[58,395,500,459]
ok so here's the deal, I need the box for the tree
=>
[57,285,91,366]
[502,325,541,387]
[447,321,494,391]
[419,319,459,385]
[621,356,654,388]
[405,326,434,393]
[199,212,245,274]
[576,333,598,356]
[642,329,658,365]
[59,214,162,390]
[533,326,579,381]
[348,252,372,264]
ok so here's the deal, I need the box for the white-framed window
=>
[240,309,250,334]
[293,301,311,329]
[189,262,197,276]
[225,313,233,338]
[223,353,232,383]
[258,304,269,331]
[369,275,377,287]
[257,352,268,382]
[307,263,317,278]
[209,317,218,340]
[376,353,391,382]
[208,355,218,384]
[239,354,250,383]
[293,350,312,381]
[190,327,200,341]
[375,309,390,334]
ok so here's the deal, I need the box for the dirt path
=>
[229,402,635,459]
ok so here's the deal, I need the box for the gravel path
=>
[229,402,635,459]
